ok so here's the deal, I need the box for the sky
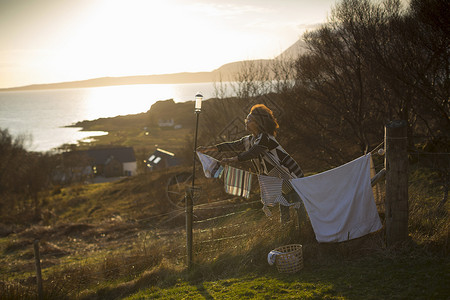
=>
[0,0,339,89]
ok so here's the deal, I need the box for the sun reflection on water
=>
[81,82,219,120]
[0,82,220,152]
[82,84,175,120]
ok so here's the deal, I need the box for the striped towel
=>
[223,165,252,198]
[267,167,294,194]
[258,175,301,212]
[197,152,224,178]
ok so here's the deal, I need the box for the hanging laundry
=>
[223,165,252,199]
[197,151,224,178]
[258,175,301,214]
[290,154,382,243]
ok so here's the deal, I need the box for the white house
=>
[158,119,175,127]
[74,147,137,177]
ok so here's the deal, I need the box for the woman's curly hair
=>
[249,104,279,136]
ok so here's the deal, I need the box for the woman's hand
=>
[197,146,217,153]
[221,156,238,164]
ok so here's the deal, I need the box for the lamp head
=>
[195,92,203,112]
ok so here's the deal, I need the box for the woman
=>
[197,104,304,223]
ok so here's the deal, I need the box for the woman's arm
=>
[215,136,248,152]
[220,143,268,164]
[197,136,248,155]
[237,144,268,161]
[196,145,218,153]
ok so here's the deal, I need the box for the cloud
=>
[188,1,269,17]
[297,23,323,31]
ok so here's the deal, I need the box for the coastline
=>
[1,83,215,153]
[61,99,194,153]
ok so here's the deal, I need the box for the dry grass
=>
[1,165,449,299]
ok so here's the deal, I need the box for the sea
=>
[0,82,226,152]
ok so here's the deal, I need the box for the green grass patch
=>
[125,253,449,299]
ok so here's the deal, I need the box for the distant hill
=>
[0,60,273,91]
[0,39,307,92]
[0,72,217,91]
[276,39,308,59]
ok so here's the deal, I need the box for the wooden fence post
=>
[185,190,193,270]
[33,239,44,300]
[385,120,409,246]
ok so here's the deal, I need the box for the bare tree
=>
[204,0,448,170]
[288,0,392,165]
[22,152,56,220]
[0,129,27,213]
[0,129,58,223]
[286,0,448,166]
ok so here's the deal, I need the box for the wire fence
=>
[1,193,268,298]
[3,138,449,298]
[407,134,449,205]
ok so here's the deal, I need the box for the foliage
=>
[0,129,57,224]
[207,0,449,169]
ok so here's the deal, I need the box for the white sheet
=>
[290,154,382,243]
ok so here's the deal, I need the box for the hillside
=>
[1,162,448,299]
[1,97,449,298]
[1,95,449,298]
[64,98,197,158]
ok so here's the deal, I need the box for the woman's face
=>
[245,114,259,134]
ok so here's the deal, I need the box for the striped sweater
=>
[216,133,304,182]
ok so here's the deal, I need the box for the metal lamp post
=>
[186,92,202,270]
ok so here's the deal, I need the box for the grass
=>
[0,161,449,299]
[125,255,448,299]
[120,244,449,299]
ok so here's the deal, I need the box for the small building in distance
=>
[157,118,182,129]
[146,148,180,170]
[103,155,124,177]
[55,147,137,184]
[85,147,137,177]
[63,147,137,177]
[158,119,175,127]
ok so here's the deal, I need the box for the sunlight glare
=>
[83,84,174,119]
[55,0,216,79]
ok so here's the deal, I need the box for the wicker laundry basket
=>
[274,244,303,273]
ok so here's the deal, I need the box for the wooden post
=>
[185,190,193,270]
[33,239,44,300]
[371,169,386,187]
[385,120,409,246]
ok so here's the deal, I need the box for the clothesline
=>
[197,151,383,243]
[369,141,384,154]
[198,140,384,179]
